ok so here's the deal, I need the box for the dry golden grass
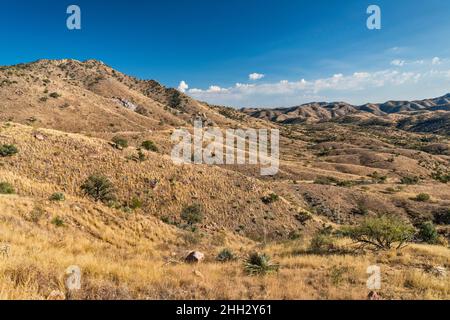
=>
[1,60,449,300]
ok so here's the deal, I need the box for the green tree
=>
[181,204,204,226]
[342,215,415,250]
[81,175,116,203]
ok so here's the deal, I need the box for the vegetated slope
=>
[0,122,309,240]
[0,59,236,135]
[0,59,449,300]
[242,94,450,135]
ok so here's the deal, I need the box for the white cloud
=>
[249,73,265,81]
[432,57,441,65]
[177,81,189,93]
[186,58,450,107]
[391,59,405,67]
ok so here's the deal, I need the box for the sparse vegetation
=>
[400,176,420,185]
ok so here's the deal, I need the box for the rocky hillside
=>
[242,94,450,135]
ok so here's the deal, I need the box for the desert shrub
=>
[141,140,158,152]
[368,172,387,184]
[309,226,336,253]
[414,193,430,202]
[0,144,18,157]
[137,150,146,162]
[49,92,61,98]
[417,221,439,244]
[261,193,279,204]
[51,216,64,227]
[244,252,279,276]
[181,204,204,226]
[49,192,65,201]
[129,197,143,210]
[342,215,415,250]
[112,136,128,149]
[433,208,450,225]
[216,249,235,262]
[28,207,45,223]
[314,176,339,185]
[81,175,116,203]
[0,182,15,194]
[400,176,420,185]
[431,170,450,183]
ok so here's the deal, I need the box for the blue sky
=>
[1,0,450,107]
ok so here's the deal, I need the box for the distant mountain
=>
[241,94,450,135]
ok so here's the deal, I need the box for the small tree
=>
[181,204,204,226]
[342,215,415,250]
[81,175,116,203]
[0,144,18,157]
[418,221,439,244]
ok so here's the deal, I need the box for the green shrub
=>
[49,92,61,98]
[414,193,430,202]
[141,140,158,152]
[434,209,450,225]
[244,252,279,276]
[0,182,15,194]
[0,144,18,157]
[49,192,65,201]
[314,176,339,185]
[216,249,235,262]
[129,197,143,210]
[309,226,336,253]
[81,175,116,203]
[261,193,279,204]
[51,216,64,227]
[417,221,439,244]
[342,215,415,250]
[181,204,204,226]
[112,136,128,149]
[400,176,420,185]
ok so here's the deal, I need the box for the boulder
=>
[185,251,205,264]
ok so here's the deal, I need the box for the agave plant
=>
[244,252,279,276]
